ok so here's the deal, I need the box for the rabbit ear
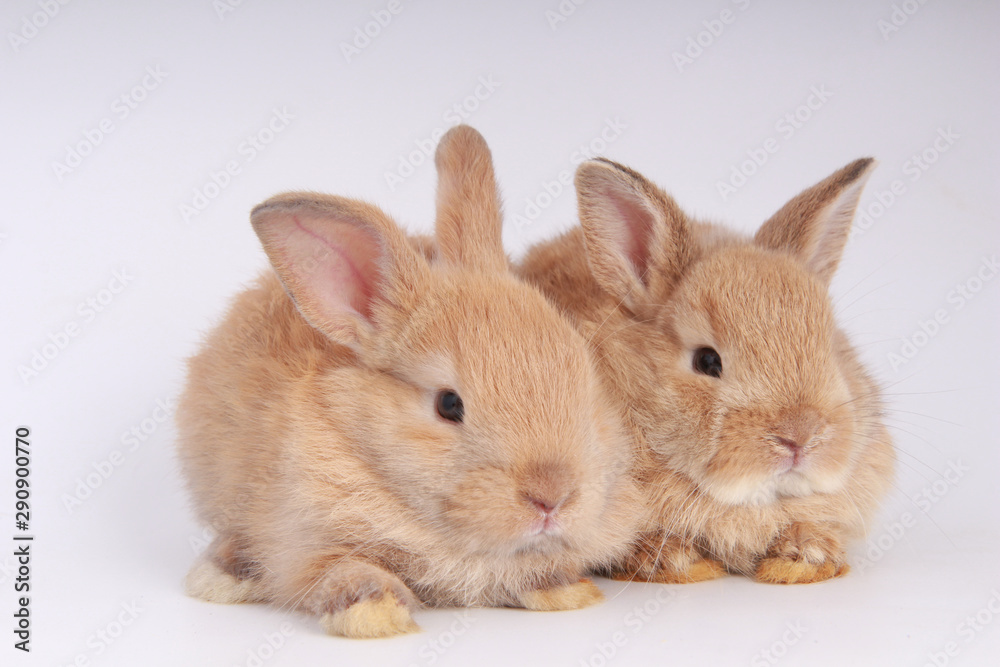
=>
[251,192,427,349]
[575,159,691,313]
[755,158,876,286]
[433,125,508,274]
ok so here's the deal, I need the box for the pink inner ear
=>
[284,214,381,322]
[609,188,654,280]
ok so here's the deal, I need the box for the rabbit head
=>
[249,127,640,568]
[568,157,890,510]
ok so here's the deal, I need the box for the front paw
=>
[302,559,421,638]
[320,593,419,639]
[518,578,604,611]
[754,522,848,585]
[184,557,268,604]
[608,533,726,584]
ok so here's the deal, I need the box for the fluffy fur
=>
[518,157,895,584]
[176,126,643,638]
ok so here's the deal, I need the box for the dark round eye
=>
[435,390,464,423]
[693,347,722,378]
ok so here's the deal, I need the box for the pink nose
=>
[527,497,560,516]
[775,436,805,466]
[776,437,801,452]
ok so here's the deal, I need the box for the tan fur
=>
[176,126,642,638]
[606,532,725,584]
[320,594,419,639]
[517,579,604,611]
[755,559,848,585]
[184,557,268,604]
[518,157,895,585]
[434,125,508,274]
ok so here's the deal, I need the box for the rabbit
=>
[517,156,896,585]
[175,126,643,639]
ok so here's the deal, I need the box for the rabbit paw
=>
[755,522,848,584]
[608,533,726,584]
[320,593,419,639]
[518,578,604,611]
[184,557,267,604]
[302,559,420,638]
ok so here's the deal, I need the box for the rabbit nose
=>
[773,407,824,450]
[520,461,577,503]
[776,437,802,452]
[526,495,563,516]
[774,436,805,467]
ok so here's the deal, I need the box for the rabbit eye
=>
[436,390,464,423]
[693,347,722,378]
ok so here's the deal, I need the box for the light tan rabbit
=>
[519,157,895,585]
[176,126,642,638]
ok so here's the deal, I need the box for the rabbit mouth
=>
[776,456,808,476]
[514,531,572,555]
[525,516,564,538]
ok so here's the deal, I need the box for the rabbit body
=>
[177,127,642,638]
[519,158,896,584]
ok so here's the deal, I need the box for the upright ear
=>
[433,125,507,273]
[250,192,428,350]
[575,159,691,314]
[754,158,876,286]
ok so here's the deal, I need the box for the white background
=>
[3,1,999,665]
